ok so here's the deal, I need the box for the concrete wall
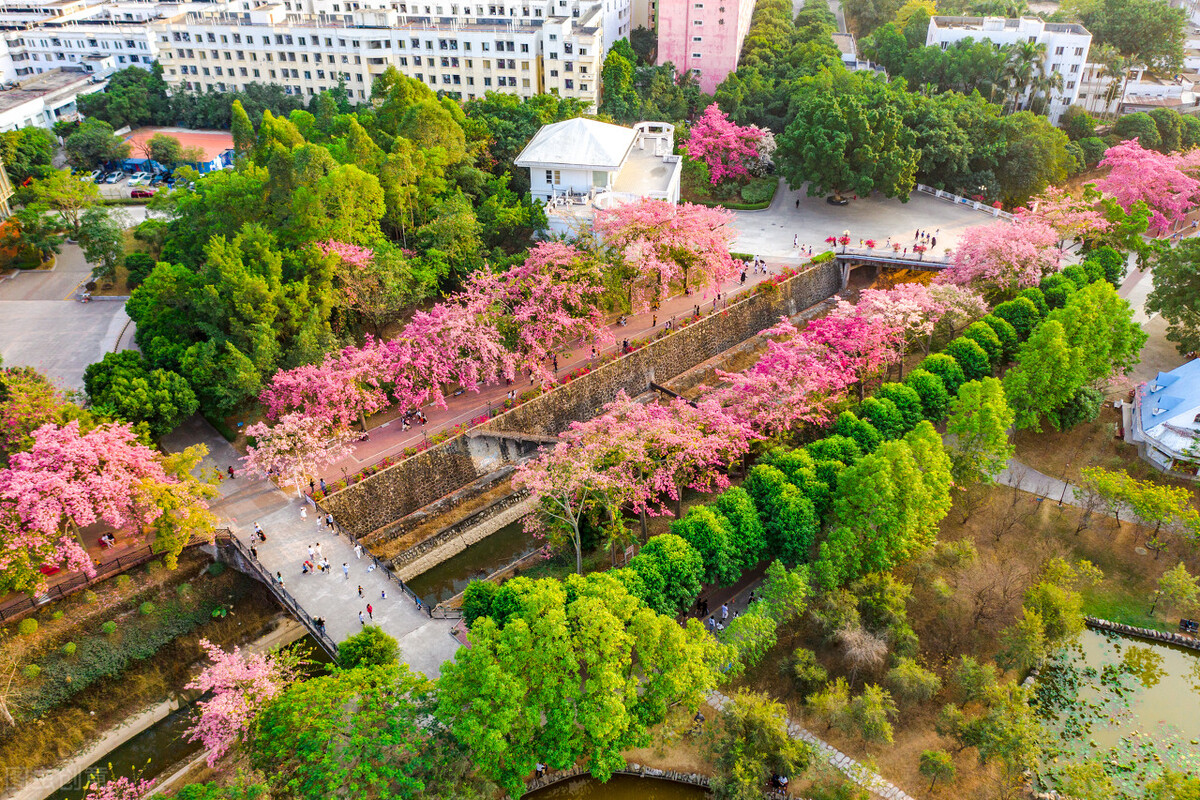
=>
[393,495,537,581]
[321,260,841,538]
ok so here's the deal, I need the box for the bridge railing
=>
[835,247,952,266]
[915,184,1016,221]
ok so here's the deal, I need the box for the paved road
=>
[163,415,459,678]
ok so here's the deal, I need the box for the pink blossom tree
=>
[685,104,767,184]
[711,319,856,437]
[0,421,172,586]
[242,413,354,496]
[84,777,155,800]
[1020,186,1111,247]
[937,219,1061,299]
[186,639,295,767]
[594,198,739,310]
[802,310,907,396]
[1096,139,1200,235]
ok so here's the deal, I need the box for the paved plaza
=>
[730,180,999,261]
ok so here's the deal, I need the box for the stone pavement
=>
[162,415,459,678]
[707,691,915,800]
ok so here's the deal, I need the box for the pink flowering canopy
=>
[242,413,354,492]
[1019,186,1111,245]
[1096,139,1200,235]
[186,639,294,767]
[84,777,155,800]
[938,219,1061,298]
[594,198,739,310]
[685,104,766,184]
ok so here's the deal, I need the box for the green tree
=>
[915,353,965,396]
[942,337,991,381]
[627,533,706,616]
[952,655,998,703]
[1072,0,1186,70]
[849,683,897,743]
[919,749,956,792]
[807,677,852,732]
[980,314,1019,361]
[885,657,941,705]
[955,682,1044,772]
[991,296,1041,340]
[778,77,918,200]
[1157,562,1200,618]
[946,378,1015,488]
[1147,239,1200,355]
[708,691,811,800]
[1058,106,1096,141]
[1147,771,1200,800]
[997,606,1047,671]
[903,368,951,421]
[671,505,740,586]
[336,625,400,668]
[961,321,1004,370]
[875,382,924,430]
[83,350,198,439]
[1003,320,1086,431]
[231,99,256,157]
[600,50,640,121]
[1048,280,1146,386]
[792,648,829,697]
[995,112,1072,206]
[63,118,131,171]
[713,486,768,574]
[75,65,171,129]
[461,580,498,627]
[30,169,101,237]
[77,207,126,282]
[254,663,483,799]
[0,127,56,183]
[145,133,183,168]
[435,573,720,795]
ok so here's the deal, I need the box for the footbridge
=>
[833,249,951,289]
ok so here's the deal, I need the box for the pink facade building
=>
[656,0,757,94]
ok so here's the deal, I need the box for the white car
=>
[128,171,152,187]
[90,170,104,183]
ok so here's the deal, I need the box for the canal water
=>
[405,520,541,605]
[1035,627,1200,798]
[48,635,334,800]
[525,774,711,799]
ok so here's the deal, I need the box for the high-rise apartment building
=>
[153,0,631,105]
[926,16,1091,124]
[655,0,753,94]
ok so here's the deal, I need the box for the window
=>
[1070,63,1079,72]
[692,36,702,41]
[1066,80,1076,89]
[692,52,701,59]
[1074,46,1084,56]
[1054,46,1064,55]
[692,18,702,24]
[581,83,587,91]
[565,79,573,88]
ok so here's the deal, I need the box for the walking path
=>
[707,691,915,800]
[162,416,459,678]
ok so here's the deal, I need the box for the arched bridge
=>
[833,249,951,289]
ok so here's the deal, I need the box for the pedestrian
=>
[315,543,323,561]
[707,615,715,631]
[795,198,799,209]
[740,270,746,284]
[309,479,315,494]
[721,603,729,621]
[358,584,364,598]
[308,544,315,561]
[716,620,724,632]
[320,477,327,493]
[381,589,387,600]
[254,522,263,539]
[227,465,235,479]
[536,763,546,779]
[250,545,258,560]
[354,543,363,559]
[300,507,308,522]
[415,597,423,611]
[302,561,310,575]
[748,591,756,604]
[343,562,350,579]
[931,236,937,247]
[903,247,907,255]
[367,603,373,619]
[914,228,919,239]
[700,598,709,616]
[652,314,657,327]
[325,513,333,529]
[793,234,798,248]
[276,571,285,588]
[358,611,365,626]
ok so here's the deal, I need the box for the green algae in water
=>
[1035,629,1200,799]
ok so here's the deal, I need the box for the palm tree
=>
[1029,67,1064,116]
[1100,55,1132,121]
[1003,41,1045,111]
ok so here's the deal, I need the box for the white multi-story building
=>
[152,0,631,106]
[1077,63,1200,118]
[926,16,1091,123]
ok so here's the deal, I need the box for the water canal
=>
[405,519,541,606]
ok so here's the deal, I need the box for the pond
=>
[525,774,711,799]
[405,520,541,606]
[1035,627,1200,798]
[47,634,334,800]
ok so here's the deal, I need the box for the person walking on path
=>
[320,477,327,493]
[354,543,363,559]
[308,545,315,562]
[381,589,387,600]
[250,545,258,560]
[276,571,285,588]
[315,543,323,562]
[721,603,729,621]
[342,562,350,579]
[707,616,716,631]
[367,603,374,620]
[300,507,307,522]
[358,585,364,598]
[358,611,365,626]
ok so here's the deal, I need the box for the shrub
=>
[62,642,77,656]
[1018,286,1049,317]
[146,560,164,575]
[116,574,132,589]
[1084,245,1126,285]
[176,583,192,596]
[1039,273,1077,309]
[207,562,226,576]
[462,581,498,627]
[979,314,1018,361]
[961,321,1003,370]
[903,369,951,421]
[1061,264,1090,289]
[123,252,156,289]
[51,610,64,621]
[992,296,1040,340]
[139,602,156,616]
[17,618,37,636]
[832,411,883,454]
[858,397,905,440]
[101,621,118,635]
[22,664,41,679]
[916,353,966,396]
[740,178,775,205]
[83,591,98,604]
[874,383,924,431]
[337,626,400,668]
[942,338,991,381]
[1078,136,1107,165]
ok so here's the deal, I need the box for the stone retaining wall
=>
[362,467,515,549]
[517,765,715,798]
[392,494,536,581]
[1084,615,1200,650]
[321,261,841,537]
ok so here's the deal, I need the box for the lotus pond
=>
[1035,628,1200,797]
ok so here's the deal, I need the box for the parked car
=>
[825,195,849,206]
[130,188,155,199]
[90,170,104,183]
[128,171,151,186]
[104,171,125,184]
[148,174,164,187]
